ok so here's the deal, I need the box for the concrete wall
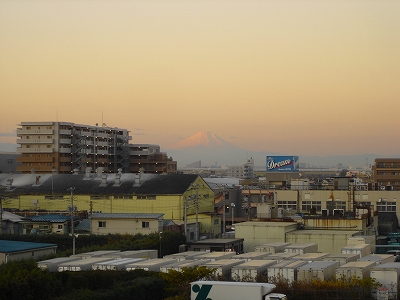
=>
[235,221,298,252]
[286,230,358,255]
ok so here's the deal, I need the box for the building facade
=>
[372,158,400,191]
[16,122,177,174]
[90,213,164,235]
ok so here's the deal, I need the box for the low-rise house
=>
[90,213,163,235]
[21,214,71,234]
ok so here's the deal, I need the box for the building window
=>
[277,201,297,210]
[98,221,106,228]
[377,201,396,212]
[301,201,322,212]
[142,221,149,228]
[58,225,63,229]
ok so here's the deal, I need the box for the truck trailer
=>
[190,280,287,300]
[370,262,400,299]
[255,242,291,254]
[37,257,83,272]
[92,258,147,271]
[283,243,318,254]
[231,259,278,282]
[297,261,340,282]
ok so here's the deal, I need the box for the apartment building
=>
[16,122,177,174]
[372,158,400,191]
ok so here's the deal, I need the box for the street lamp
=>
[159,231,162,258]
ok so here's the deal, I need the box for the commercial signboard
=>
[266,156,299,172]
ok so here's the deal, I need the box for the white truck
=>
[190,281,287,300]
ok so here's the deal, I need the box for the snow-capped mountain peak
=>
[168,131,233,149]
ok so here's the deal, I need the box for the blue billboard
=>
[266,156,299,172]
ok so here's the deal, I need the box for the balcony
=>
[59,129,72,135]
[17,128,54,135]
[17,138,53,144]
[96,141,109,146]
[17,147,54,154]
[96,149,109,155]
[59,138,72,144]
[59,147,72,153]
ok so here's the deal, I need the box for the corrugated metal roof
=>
[91,213,164,219]
[0,173,203,196]
[75,218,90,231]
[23,214,71,223]
[0,240,57,253]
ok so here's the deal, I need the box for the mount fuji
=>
[163,131,277,168]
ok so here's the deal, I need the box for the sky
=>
[0,0,399,157]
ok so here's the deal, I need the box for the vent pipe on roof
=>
[114,172,121,186]
[133,173,141,187]
[6,178,13,190]
[52,168,57,174]
[101,173,107,186]
[97,167,104,178]
[31,168,36,174]
[85,167,92,179]
[73,168,79,175]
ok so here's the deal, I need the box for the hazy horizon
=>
[1,1,399,157]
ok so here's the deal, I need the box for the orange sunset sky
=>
[0,1,399,156]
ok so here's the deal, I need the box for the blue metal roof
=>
[23,214,71,223]
[0,240,57,253]
[75,218,90,231]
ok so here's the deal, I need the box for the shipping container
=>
[70,250,121,259]
[231,252,272,262]
[341,244,371,258]
[297,261,340,282]
[357,254,393,265]
[263,252,299,262]
[321,253,359,266]
[164,251,208,261]
[231,259,278,282]
[193,251,237,261]
[292,253,329,262]
[255,242,291,254]
[160,259,210,273]
[370,262,400,300]
[336,261,376,279]
[284,243,318,254]
[58,257,114,272]
[102,250,157,259]
[267,260,308,282]
[203,259,245,278]
[347,236,376,253]
[125,258,177,272]
[92,258,147,271]
[37,257,83,272]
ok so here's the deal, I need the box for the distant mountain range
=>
[1,132,398,170]
[164,131,399,169]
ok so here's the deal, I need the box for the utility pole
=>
[68,187,76,255]
[184,197,187,242]
[247,186,251,221]
[195,185,199,242]
[222,189,226,238]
